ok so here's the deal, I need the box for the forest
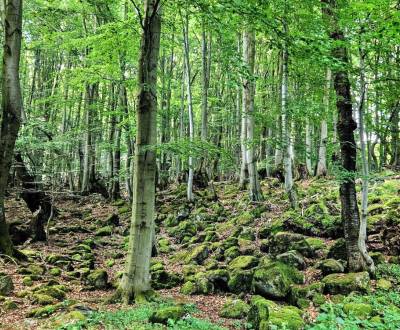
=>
[0,0,400,329]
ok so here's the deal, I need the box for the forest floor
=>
[1,171,400,329]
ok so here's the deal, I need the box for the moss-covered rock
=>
[247,295,270,330]
[268,303,304,330]
[369,252,385,265]
[228,256,258,271]
[235,211,254,226]
[3,299,18,311]
[224,246,240,261]
[290,282,324,307]
[268,232,312,257]
[168,220,198,242]
[343,303,373,319]
[50,268,62,276]
[322,272,370,295]
[87,269,108,289]
[27,303,63,318]
[317,258,345,275]
[252,262,304,299]
[35,285,67,300]
[0,273,14,296]
[276,250,306,270]
[149,305,186,324]
[151,270,181,289]
[305,237,326,253]
[95,226,113,236]
[228,269,254,294]
[32,293,56,306]
[376,278,392,290]
[327,238,347,260]
[219,299,250,319]
[180,281,197,295]
[185,244,209,265]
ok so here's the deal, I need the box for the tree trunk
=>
[317,69,331,177]
[243,29,263,201]
[305,118,313,175]
[281,20,297,208]
[322,0,367,272]
[357,45,375,273]
[0,0,24,258]
[183,12,195,202]
[118,0,162,303]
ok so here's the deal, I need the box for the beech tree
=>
[117,0,162,303]
[0,0,24,258]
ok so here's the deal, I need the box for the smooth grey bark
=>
[358,45,375,273]
[281,20,297,208]
[305,118,313,175]
[0,0,24,257]
[242,29,263,201]
[316,68,331,177]
[119,0,162,303]
[183,12,194,202]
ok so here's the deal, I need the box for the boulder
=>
[317,259,345,275]
[289,282,324,308]
[0,273,14,296]
[95,226,112,236]
[252,262,304,299]
[87,269,108,289]
[228,256,258,271]
[322,272,370,295]
[268,232,312,257]
[343,303,373,319]
[228,269,254,294]
[276,250,306,270]
[247,295,270,330]
[185,244,209,265]
[149,305,186,324]
[219,299,250,319]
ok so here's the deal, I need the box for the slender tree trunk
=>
[358,45,375,273]
[118,0,162,303]
[322,0,367,272]
[183,12,194,202]
[305,118,313,175]
[243,30,263,201]
[282,20,297,208]
[317,69,331,177]
[0,0,24,258]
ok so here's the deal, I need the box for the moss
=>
[305,237,325,252]
[224,246,240,261]
[3,299,18,311]
[35,286,66,300]
[268,305,304,330]
[180,281,197,295]
[290,282,324,306]
[235,211,254,226]
[185,244,209,265]
[228,269,254,294]
[32,293,55,306]
[317,258,345,275]
[228,256,258,270]
[376,278,392,290]
[369,252,385,265]
[268,231,312,257]
[95,226,113,236]
[150,305,186,324]
[49,268,62,276]
[343,303,373,319]
[247,295,270,330]
[252,262,304,299]
[87,269,108,289]
[327,238,347,260]
[0,273,13,296]
[219,299,250,319]
[27,303,63,318]
[105,259,115,267]
[150,262,164,272]
[312,293,326,306]
[322,272,370,295]
[22,276,33,286]
[118,206,130,215]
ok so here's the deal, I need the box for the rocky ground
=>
[0,171,400,329]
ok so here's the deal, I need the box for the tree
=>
[0,0,24,258]
[322,0,370,272]
[242,29,263,201]
[117,0,162,303]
